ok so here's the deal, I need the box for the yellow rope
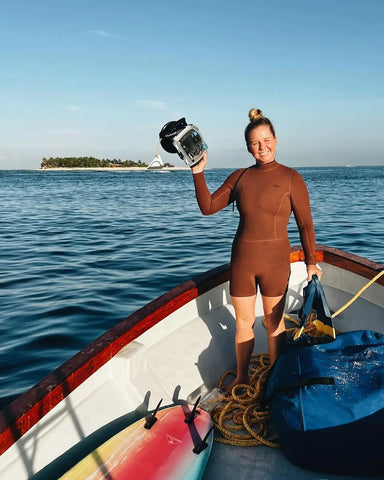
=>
[212,353,278,448]
[211,269,384,448]
[331,269,384,318]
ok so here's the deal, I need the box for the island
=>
[40,156,175,169]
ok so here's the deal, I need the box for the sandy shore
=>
[36,166,190,172]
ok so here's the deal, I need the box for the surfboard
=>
[60,401,214,480]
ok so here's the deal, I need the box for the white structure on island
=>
[147,153,164,169]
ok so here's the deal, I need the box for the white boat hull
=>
[0,246,383,479]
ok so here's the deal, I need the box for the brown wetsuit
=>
[193,160,316,297]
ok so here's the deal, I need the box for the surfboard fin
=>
[193,426,214,454]
[184,396,201,424]
[144,398,163,429]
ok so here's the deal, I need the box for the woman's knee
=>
[231,295,256,334]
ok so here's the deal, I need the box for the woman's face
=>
[247,125,277,165]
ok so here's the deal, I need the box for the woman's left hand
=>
[307,264,323,281]
[191,151,207,174]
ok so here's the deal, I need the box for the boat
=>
[0,245,383,479]
[147,153,164,169]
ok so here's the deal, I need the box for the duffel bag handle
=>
[293,274,336,344]
[311,275,332,322]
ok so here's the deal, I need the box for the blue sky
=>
[1,0,383,169]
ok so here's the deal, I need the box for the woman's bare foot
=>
[224,375,249,395]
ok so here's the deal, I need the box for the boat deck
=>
[204,443,379,480]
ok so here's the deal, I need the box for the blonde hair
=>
[248,108,263,123]
[244,107,276,143]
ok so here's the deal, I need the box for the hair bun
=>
[249,108,263,123]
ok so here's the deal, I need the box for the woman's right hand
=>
[191,151,207,174]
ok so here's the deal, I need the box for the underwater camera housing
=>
[159,118,208,167]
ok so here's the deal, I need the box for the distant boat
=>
[147,154,164,169]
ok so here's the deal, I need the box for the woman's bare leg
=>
[226,295,256,392]
[262,294,287,364]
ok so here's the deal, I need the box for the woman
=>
[192,108,322,392]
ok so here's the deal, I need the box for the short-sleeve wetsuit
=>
[193,160,317,297]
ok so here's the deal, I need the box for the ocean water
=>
[0,166,383,409]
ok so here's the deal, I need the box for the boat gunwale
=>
[0,245,382,455]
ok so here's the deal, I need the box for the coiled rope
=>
[213,353,277,447]
[211,269,384,447]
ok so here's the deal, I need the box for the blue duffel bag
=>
[266,282,384,475]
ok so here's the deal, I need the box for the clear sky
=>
[1,0,383,169]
